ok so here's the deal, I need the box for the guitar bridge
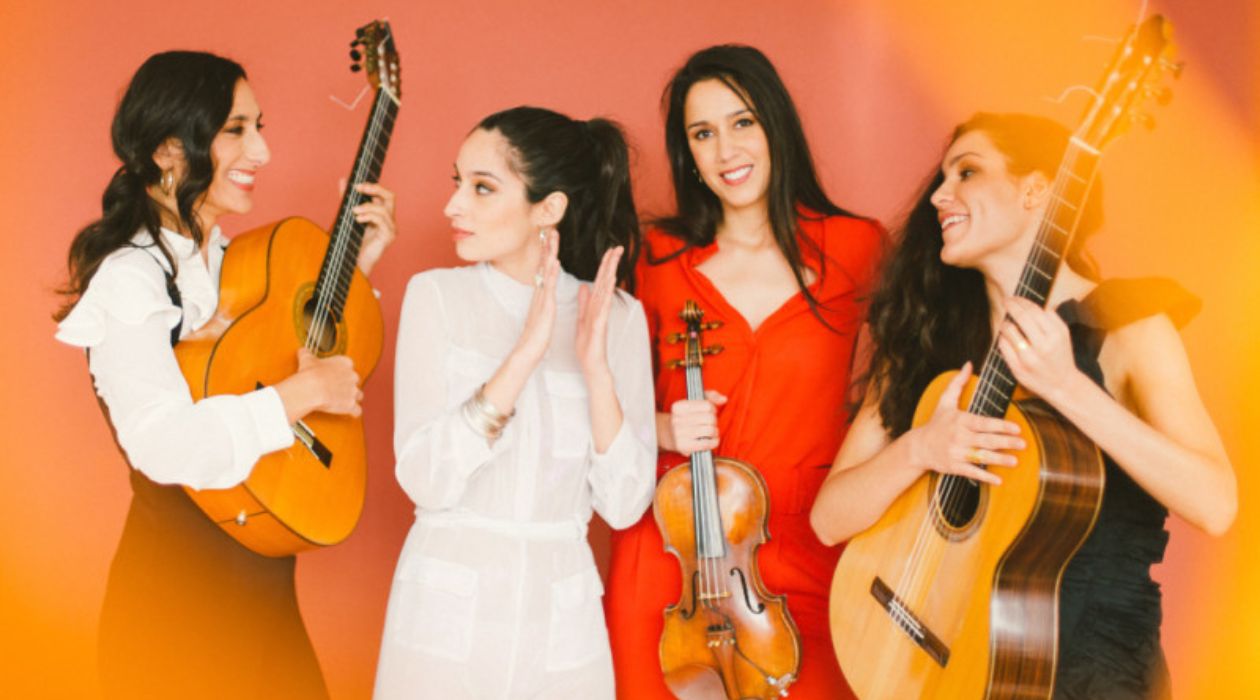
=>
[870,576,950,667]
[257,381,333,468]
[293,419,333,468]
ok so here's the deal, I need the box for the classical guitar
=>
[828,15,1178,699]
[655,300,800,700]
[174,20,401,557]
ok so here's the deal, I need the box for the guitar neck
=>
[968,139,1100,418]
[314,87,400,317]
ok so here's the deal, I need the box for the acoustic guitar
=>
[828,15,1178,698]
[174,20,401,557]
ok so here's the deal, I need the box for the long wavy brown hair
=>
[55,51,244,321]
[863,113,1104,435]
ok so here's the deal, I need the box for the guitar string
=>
[892,144,1086,620]
[307,89,393,352]
[906,144,1082,601]
[310,90,391,348]
[901,143,1086,610]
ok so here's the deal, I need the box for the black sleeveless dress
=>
[93,262,329,700]
[1052,278,1200,700]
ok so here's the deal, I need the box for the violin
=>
[655,300,800,699]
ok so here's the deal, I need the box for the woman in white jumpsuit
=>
[375,106,656,699]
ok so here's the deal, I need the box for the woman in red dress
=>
[604,44,884,699]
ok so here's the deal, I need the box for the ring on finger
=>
[966,447,986,464]
[1015,338,1029,352]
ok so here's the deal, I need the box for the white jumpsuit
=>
[374,263,656,699]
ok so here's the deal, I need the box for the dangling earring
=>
[691,167,703,184]
[161,170,175,195]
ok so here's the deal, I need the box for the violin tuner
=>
[701,320,723,331]
[666,332,686,344]
[703,345,724,356]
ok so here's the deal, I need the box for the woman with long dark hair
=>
[375,106,655,698]
[604,44,885,698]
[811,113,1236,699]
[54,51,396,699]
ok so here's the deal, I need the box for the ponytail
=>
[477,107,642,292]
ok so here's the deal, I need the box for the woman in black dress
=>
[54,51,395,699]
[810,112,1235,698]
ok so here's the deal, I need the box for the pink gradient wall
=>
[1,1,1255,698]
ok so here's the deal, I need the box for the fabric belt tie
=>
[419,510,588,541]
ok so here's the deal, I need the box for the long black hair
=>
[56,51,245,321]
[478,106,641,292]
[864,112,1104,435]
[654,44,861,313]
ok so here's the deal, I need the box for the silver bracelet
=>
[461,384,513,441]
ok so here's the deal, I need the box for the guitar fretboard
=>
[312,87,400,323]
[968,141,1100,419]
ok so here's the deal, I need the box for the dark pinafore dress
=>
[94,262,329,700]
[1052,278,1201,700]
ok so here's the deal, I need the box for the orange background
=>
[1,1,1256,698]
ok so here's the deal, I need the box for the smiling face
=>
[444,127,544,274]
[196,80,269,229]
[683,78,772,216]
[930,129,1047,271]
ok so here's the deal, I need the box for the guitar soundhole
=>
[934,475,982,531]
[301,298,340,354]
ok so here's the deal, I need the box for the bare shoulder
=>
[1098,311,1194,415]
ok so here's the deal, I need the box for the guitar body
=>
[656,456,801,700]
[830,371,1103,699]
[175,217,383,557]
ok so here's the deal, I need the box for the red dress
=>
[606,213,885,699]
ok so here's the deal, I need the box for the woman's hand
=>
[659,390,728,455]
[907,363,1024,485]
[275,348,363,423]
[575,245,625,380]
[510,229,560,367]
[352,182,397,277]
[997,296,1081,404]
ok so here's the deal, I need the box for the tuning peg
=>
[350,49,362,61]
[350,64,362,73]
[666,332,687,344]
[701,321,723,331]
[1144,85,1173,106]
[666,359,686,370]
[703,345,724,356]
[1129,112,1156,130]
[1160,59,1185,79]
[355,27,366,37]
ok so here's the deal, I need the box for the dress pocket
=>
[545,567,608,671]
[543,369,591,459]
[387,554,479,661]
[444,346,500,410]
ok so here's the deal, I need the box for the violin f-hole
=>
[729,567,766,614]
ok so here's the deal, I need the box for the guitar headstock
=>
[350,20,401,102]
[667,300,723,370]
[1077,14,1180,151]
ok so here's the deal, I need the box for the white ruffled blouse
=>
[55,227,292,490]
